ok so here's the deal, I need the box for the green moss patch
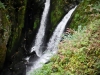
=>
[6,0,27,55]
[0,2,10,69]
[50,0,66,32]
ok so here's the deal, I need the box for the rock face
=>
[0,0,45,74]
[6,0,27,60]
[0,0,27,70]
[0,6,10,69]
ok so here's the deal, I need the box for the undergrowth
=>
[30,19,100,75]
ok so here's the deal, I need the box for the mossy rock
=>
[0,8,10,69]
[6,0,27,57]
[50,0,66,32]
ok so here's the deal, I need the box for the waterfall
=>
[30,0,50,57]
[26,6,77,75]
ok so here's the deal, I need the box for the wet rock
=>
[11,62,26,75]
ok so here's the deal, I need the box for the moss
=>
[18,4,26,36]
[6,0,27,56]
[1,10,10,42]
[34,17,40,29]
[50,0,66,32]
[0,7,10,69]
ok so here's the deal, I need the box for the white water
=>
[26,6,77,75]
[30,0,50,57]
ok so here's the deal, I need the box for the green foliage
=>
[0,6,10,70]
[70,0,100,30]
[29,63,53,75]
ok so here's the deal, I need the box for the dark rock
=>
[1,61,26,75]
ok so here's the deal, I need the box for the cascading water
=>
[30,0,50,57]
[26,6,77,75]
